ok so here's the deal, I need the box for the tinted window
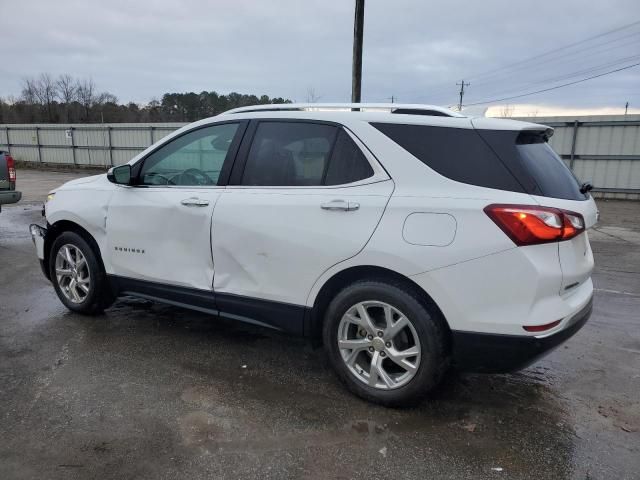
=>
[241,122,337,186]
[325,130,374,185]
[372,123,525,193]
[476,129,587,200]
[140,123,239,186]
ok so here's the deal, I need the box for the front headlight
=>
[46,193,55,203]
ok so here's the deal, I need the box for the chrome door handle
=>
[320,200,360,212]
[181,197,209,207]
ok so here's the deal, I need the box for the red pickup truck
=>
[0,151,21,212]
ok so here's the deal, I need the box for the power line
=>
[469,33,640,89]
[463,62,640,106]
[397,19,640,104]
[470,53,640,101]
[522,53,640,88]
[465,19,640,83]
[399,23,640,103]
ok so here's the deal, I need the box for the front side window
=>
[240,122,374,186]
[140,123,240,186]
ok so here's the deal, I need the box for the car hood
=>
[53,173,110,193]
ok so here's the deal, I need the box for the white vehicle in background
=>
[30,103,597,406]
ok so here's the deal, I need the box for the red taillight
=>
[6,155,16,182]
[484,204,585,246]
[523,319,562,332]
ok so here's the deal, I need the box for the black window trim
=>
[228,118,384,188]
[130,119,249,188]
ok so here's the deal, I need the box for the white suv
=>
[30,103,597,406]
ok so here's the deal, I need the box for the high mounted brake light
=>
[6,155,16,182]
[484,204,585,246]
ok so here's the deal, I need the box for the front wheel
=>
[49,231,114,314]
[323,280,449,407]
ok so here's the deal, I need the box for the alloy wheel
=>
[337,301,421,390]
[55,244,91,304]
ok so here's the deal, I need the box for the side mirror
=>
[580,181,593,194]
[107,164,132,185]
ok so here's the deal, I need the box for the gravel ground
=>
[0,169,638,479]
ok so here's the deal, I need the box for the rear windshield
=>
[476,129,586,200]
[371,123,587,200]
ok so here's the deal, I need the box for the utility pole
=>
[351,0,365,104]
[625,101,629,115]
[456,80,470,111]
[387,95,395,103]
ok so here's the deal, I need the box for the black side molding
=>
[107,275,306,335]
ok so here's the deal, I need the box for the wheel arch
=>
[307,265,451,348]
[44,220,106,281]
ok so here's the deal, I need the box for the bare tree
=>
[306,87,321,103]
[56,74,77,103]
[21,73,57,121]
[76,78,96,121]
[21,78,39,104]
[56,74,77,121]
[499,104,514,118]
[96,92,118,104]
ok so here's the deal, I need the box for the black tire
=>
[323,280,449,407]
[49,231,115,314]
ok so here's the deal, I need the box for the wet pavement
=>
[1,170,639,479]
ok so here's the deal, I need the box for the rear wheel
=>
[323,280,449,407]
[50,231,114,314]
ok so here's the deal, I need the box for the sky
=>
[1,0,639,116]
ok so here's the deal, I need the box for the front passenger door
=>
[105,121,245,290]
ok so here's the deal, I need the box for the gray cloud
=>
[1,0,638,111]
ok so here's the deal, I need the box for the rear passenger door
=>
[211,120,393,333]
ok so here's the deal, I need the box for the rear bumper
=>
[0,190,21,207]
[29,224,50,280]
[451,295,593,373]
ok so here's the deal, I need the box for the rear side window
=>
[372,123,586,200]
[242,122,335,186]
[371,123,525,193]
[240,122,374,186]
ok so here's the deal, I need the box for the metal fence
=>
[514,114,640,200]
[1,115,639,199]
[0,123,185,168]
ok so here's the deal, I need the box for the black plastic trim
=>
[451,296,593,373]
[215,292,305,335]
[107,275,306,335]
